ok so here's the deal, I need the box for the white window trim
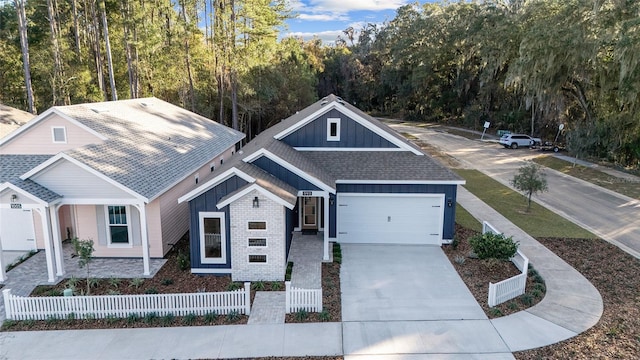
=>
[327,118,340,141]
[248,238,268,248]
[105,205,133,248]
[199,212,226,264]
[51,126,67,144]
[248,254,268,264]
[247,221,267,231]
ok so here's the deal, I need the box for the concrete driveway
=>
[341,244,513,358]
[341,244,485,321]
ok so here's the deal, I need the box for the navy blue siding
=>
[251,156,320,191]
[336,184,458,240]
[285,208,295,259]
[189,176,248,270]
[329,193,337,238]
[282,109,398,148]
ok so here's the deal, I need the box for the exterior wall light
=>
[253,196,259,208]
[447,198,453,207]
[11,194,18,203]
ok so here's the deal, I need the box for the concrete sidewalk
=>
[553,154,639,183]
[457,187,603,351]
[0,323,342,359]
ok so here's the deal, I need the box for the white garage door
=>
[0,208,37,251]
[337,194,443,245]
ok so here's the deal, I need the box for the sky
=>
[284,0,432,44]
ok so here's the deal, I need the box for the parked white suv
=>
[499,134,542,149]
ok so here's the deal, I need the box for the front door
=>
[302,197,317,230]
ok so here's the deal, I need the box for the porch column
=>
[323,193,330,261]
[37,207,56,282]
[0,232,6,282]
[136,203,150,276]
[49,205,64,276]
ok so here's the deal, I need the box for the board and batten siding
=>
[281,109,398,149]
[30,159,133,199]
[0,113,104,154]
[335,183,458,240]
[156,146,236,257]
[189,175,248,270]
[250,156,321,191]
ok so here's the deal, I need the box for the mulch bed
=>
[515,237,640,359]
[2,234,342,332]
[285,261,341,323]
[443,224,546,318]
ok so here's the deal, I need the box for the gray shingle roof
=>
[0,104,34,139]
[53,98,245,200]
[302,151,464,182]
[217,162,298,208]
[182,94,462,205]
[0,155,61,202]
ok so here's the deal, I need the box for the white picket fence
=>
[285,281,322,313]
[482,221,530,307]
[3,282,251,320]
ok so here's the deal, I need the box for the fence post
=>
[285,281,291,313]
[488,283,495,308]
[244,282,251,315]
[3,289,12,320]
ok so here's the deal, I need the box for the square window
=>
[327,118,340,141]
[248,221,266,230]
[248,238,267,247]
[52,127,67,143]
[249,254,267,263]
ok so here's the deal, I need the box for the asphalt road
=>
[389,122,640,259]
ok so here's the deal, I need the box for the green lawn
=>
[533,155,640,200]
[455,204,482,232]
[456,169,597,239]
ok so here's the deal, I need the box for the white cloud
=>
[288,0,409,22]
[306,0,408,12]
[298,13,348,21]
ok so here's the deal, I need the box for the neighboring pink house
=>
[0,98,244,282]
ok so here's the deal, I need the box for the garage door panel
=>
[337,194,443,245]
[1,208,37,251]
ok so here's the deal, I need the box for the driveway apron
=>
[340,244,513,358]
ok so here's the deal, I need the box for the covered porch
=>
[292,191,334,262]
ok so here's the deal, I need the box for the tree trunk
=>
[15,0,36,114]
[180,0,196,111]
[121,1,136,98]
[88,0,107,100]
[230,0,238,130]
[71,0,81,58]
[47,0,67,105]
[100,0,117,101]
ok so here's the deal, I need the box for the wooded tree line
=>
[325,0,640,168]
[0,0,320,138]
[1,0,639,168]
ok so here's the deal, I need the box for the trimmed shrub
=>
[469,232,518,260]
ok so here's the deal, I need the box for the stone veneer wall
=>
[229,189,286,281]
